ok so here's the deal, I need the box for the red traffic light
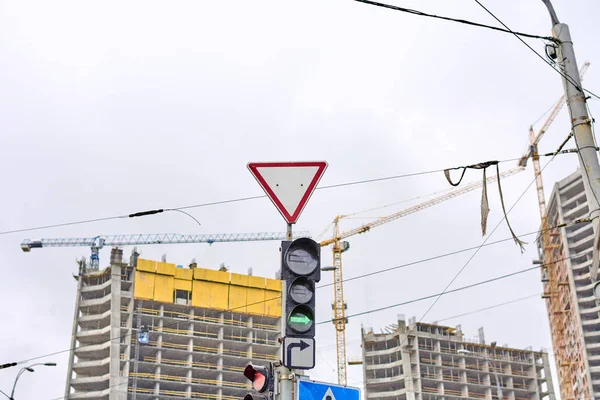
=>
[243,364,270,393]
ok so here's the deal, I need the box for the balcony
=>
[74,341,111,360]
[79,293,112,314]
[366,358,404,370]
[71,373,110,391]
[72,356,110,376]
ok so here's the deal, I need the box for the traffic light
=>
[281,237,321,338]
[243,364,274,400]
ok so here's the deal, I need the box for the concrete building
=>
[361,318,555,400]
[539,170,600,400]
[64,248,281,399]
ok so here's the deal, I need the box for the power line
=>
[46,258,563,400]
[0,156,530,237]
[14,214,589,369]
[435,293,540,323]
[24,220,586,378]
[472,0,600,101]
[351,0,556,42]
[317,293,541,352]
[320,264,545,324]
[362,130,572,388]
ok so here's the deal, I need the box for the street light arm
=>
[0,388,10,400]
[9,362,55,399]
[10,368,30,399]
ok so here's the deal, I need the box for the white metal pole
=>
[551,19,600,276]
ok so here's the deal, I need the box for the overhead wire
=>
[19,217,589,375]
[351,0,556,42]
[46,255,570,400]
[472,0,600,101]
[317,293,541,352]
[0,155,565,237]
[362,129,574,387]
[319,261,559,324]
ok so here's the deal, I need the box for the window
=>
[174,289,190,305]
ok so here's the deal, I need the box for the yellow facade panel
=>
[202,269,229,284]
[246,288,265,315]
[264,290,282,317]
[154,274,174,303]
[192,281,229,310]
[193,268,208,281]
[211,283,229,310]
[192,280,210,308]
[230,273,249,286]
[175,268,193,281]
[134,271,155,299]
[265,279,282,292]
[174,279,192,291]
[247,276,266,289]
[156,262,176,276]
[137,259,157,273]
[192,281,212,308]
[229,285,248,313]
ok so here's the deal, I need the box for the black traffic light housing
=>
[243,364,274,400]
[281,238,321,338]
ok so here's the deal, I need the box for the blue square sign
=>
[297,380,360,400]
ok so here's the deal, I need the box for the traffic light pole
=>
[280,223,294,400]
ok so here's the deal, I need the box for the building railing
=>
[130,372,248,388]
[136,307,279,331]
[128,387,238,400]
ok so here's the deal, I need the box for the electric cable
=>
[15,216,590,371]
[0,155,563,237]
[44,212,588,397]
[43,245,590,398]
[362,129,573,387]
[316,293,541,352]
[351,0,556,42]
[472,0,600,102]
[45,255,572,400]
[320,263,547,324]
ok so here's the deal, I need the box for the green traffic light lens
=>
[287,305,314,333]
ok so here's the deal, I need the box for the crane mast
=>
[528,62,590,399]
[320,166,523,385]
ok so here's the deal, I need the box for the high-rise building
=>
[361,318,555,400]
[540,170,600,400]
[64,248,282,399]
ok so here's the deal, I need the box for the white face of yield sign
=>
[248,162,328,224]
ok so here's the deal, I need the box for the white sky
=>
[1,0,599,398]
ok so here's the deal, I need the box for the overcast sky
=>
[1,0,600,398]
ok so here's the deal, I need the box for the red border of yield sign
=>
[247,161,328,224]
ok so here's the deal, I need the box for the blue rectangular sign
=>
[297,380,360,400]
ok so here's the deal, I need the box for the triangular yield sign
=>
[248,161,328,224]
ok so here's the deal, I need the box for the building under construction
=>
[539,170,600,400]
[64,248,281,399]
[361,318,555,400]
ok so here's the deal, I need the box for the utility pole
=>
[542,0,600,278]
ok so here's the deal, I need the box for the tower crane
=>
[519,62,590,399]
[21,231,311,269]
[319,166,524,385]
